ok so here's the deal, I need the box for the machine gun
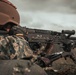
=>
[22,27,76,54]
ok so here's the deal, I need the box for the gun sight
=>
[62,30,75,35]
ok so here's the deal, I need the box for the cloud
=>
[10,0,76,13]
[20,11,76,31]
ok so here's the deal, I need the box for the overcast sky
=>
[9,0,76,32]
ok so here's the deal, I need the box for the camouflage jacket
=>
[0,35,33,59]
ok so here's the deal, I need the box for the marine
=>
[0,0,48,75]
[0,0,33,60]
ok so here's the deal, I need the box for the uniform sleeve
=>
[0,36,20,59]
[23,40,33,57]
[16,36,33,58]
[0,36,10,59]
[7,36,33,59]
[0,36,34,59]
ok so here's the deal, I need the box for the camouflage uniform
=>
[0,35,33,59]
[0,1,48,75]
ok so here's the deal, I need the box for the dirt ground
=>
[46,47,76,75]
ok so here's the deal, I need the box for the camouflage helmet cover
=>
[0,0,20,25]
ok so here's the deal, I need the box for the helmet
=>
[0,0,20,25]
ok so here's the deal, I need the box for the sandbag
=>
[0,60,48,75]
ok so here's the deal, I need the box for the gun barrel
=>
[69,37,76,40]
[62,30,75,35]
